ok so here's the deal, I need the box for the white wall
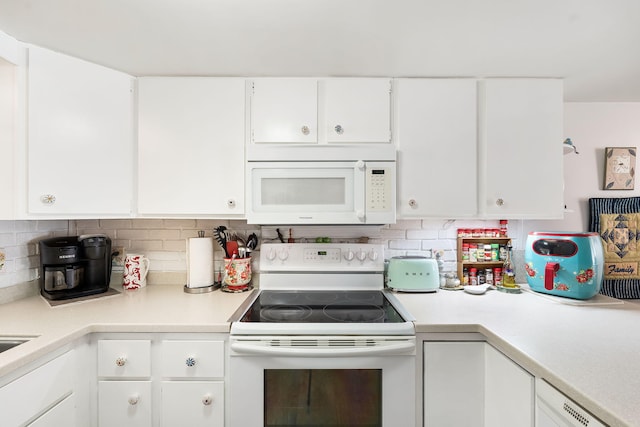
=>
[521,102,640,240]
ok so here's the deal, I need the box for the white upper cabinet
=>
[323,78,391,143]
[27,45,134,216]
[0,58,15,219]
[249,77,391,146]
[250,78,318,144]
[137,77,245,216]
[395,78,478,218]
[480,78,564,219]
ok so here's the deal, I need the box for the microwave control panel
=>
[366,165,394,213]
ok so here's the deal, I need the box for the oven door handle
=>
[230,341,415,357]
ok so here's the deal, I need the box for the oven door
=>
[228,336,416,427]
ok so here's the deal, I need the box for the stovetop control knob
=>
[267,248,277,261]
[343,250,355,261]
[356,250,367,262]
[368,250,379,261]
[277,249,289,261]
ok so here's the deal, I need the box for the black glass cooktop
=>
[239,290,407,324]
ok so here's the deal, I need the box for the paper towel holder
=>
[184,284,216,294]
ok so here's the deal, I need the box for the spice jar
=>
[469,268,478,286]
[499,219,509,237]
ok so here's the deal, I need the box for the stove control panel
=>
[260,243,385,272]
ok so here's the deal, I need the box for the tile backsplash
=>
[0,218,523,304]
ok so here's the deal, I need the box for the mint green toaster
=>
[386,256,440,292]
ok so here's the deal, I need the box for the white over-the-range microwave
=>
[246,160,396,225]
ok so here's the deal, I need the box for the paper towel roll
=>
[186,237,215,288]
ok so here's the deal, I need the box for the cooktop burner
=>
[239,290,407,324]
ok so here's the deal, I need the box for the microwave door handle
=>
[230,341,415,357]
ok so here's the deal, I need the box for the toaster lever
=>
[544,262,560,290]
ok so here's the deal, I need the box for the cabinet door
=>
[481,79,563,219]
[324,78,391,143]
[27,46,134,216]
[138,77,245,215]
[251,78,317,143]
[0,350,75,427]
[424,341,484,426]
[28,393,76,427]
[485,344,534,427]
[396,79,477,217]
[161,381,224,427]
[98,381,152,427]
[0,59,15,219]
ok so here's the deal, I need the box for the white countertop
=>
[0,283,639,427]
[394,287,639,427]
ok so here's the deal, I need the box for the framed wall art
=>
[604,147,636,190]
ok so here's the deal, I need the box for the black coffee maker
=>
[39,235,112,300]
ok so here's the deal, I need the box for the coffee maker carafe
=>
[39,235,112,300]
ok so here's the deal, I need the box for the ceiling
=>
[0,0,639,101]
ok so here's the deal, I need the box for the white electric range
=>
[228,243,416,427]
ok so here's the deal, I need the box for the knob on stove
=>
[277,249,289,261]
[368,250,379,261]
[356,250,367,262]
[343,250,355,261]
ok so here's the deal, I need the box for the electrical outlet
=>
[0,248,5,272]
[112,246,126,269]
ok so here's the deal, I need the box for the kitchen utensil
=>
[246,233,259,251]
[386,256,439,292]
[226,241,239,258]
[276,228,285,243]
[214,226,228,257]
[524,231,603,300]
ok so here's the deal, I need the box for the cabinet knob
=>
[115,356,127,367]
[185,356,197,367]
[40,194,56,204]
[496,198,505,207]
[227,199,236,208]
[301,125,310,135]
[128,394,139,406]
[408,199,417,208]
[202,395,213,406]
[334,124,344,135]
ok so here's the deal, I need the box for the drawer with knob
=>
[161,381,224,426]
[98,381,152,427]
[98,340,151,378]
[161,340,224,378]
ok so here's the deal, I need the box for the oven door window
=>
[265,369,382,427]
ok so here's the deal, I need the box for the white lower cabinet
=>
[95,334,226,427]
[0,349,77,427]
[423,340,534,427]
